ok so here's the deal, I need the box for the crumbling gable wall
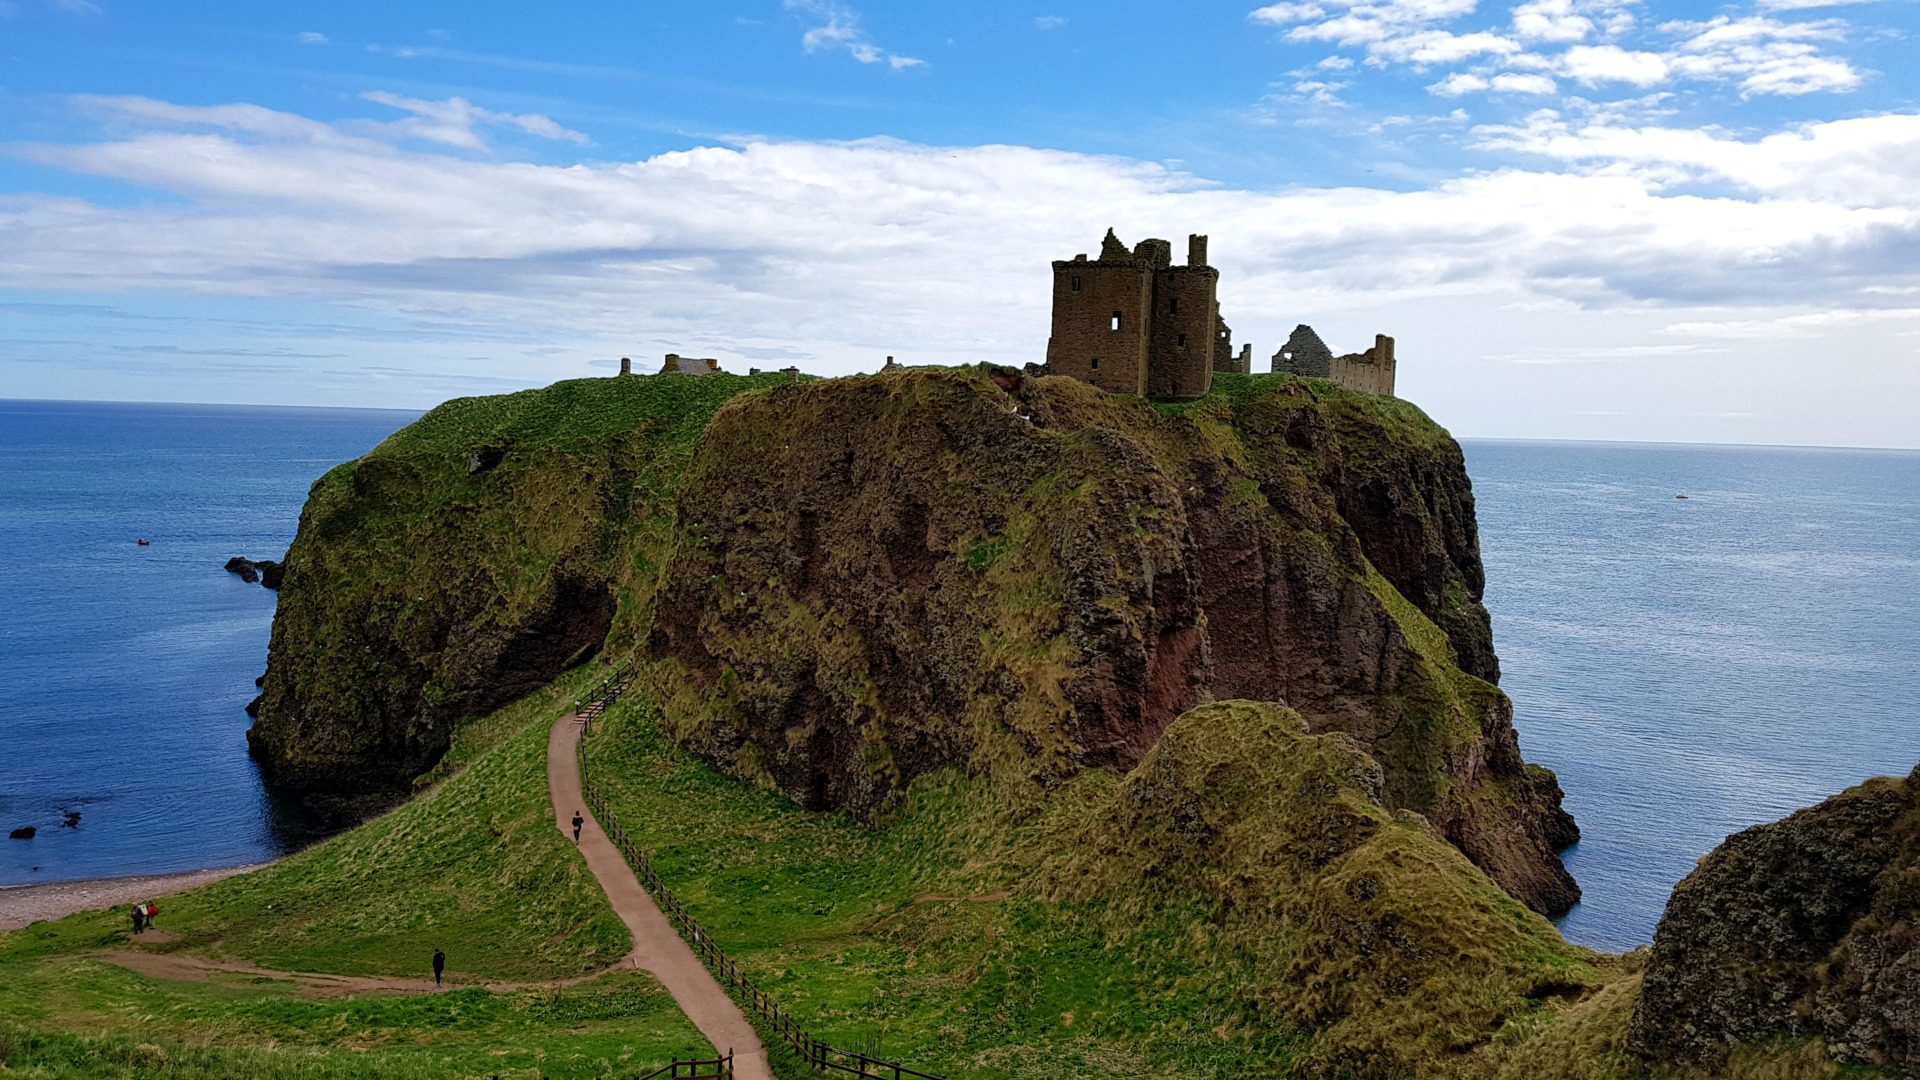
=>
[1273,324,1334,378]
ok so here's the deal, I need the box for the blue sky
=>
[1,0,1916,446]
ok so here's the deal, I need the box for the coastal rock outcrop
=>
[650,369,1577,914]
[249,367,1575,914]
[1628,764,1920,1072]
[223,556,285,589]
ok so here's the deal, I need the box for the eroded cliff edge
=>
[248,367,1577,915]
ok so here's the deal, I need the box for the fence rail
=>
[636,1051,734,1080]
[576,685,945,1080]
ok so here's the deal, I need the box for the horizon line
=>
[3,395,1915,454]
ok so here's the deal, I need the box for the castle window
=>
[1110,312,1122,331]
[1169,298,1179,314]
[1090,357,1100,370]
[1071,276,1081,292]
[1177,334,1186,346]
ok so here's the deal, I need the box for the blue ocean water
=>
[1465,439,1920,950]
[0,400,414,886]
[2,402,1915,951]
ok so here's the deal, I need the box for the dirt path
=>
[0,864,268,931]
[94,944,629,999]
[548,714,772,1080]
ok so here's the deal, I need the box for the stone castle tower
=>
[1046,229,1220,400]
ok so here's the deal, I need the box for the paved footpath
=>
[547,714,773,1080]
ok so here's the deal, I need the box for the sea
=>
[1,399,1916,951]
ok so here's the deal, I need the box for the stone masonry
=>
[1046,229,1221,400]
[659,353,723,375]
[1272,325,1397,395]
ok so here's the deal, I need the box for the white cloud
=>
[296,31,328,45]
[1472,109,1920,208]
[1431,70,1559,94]
[359,92,590,149]
[1034,14,1068,29]
[1512,0,1593,43]
[1253,0,1520,66]
[786,0,924,70]
[1430,72,1492,94]
[1251,2,1328,23]
[1318,54,1355,69]
[1493,72,1559,92]
[1292,78,1352,104]
[1560,43,1671,85]
[1663,16,1861,97]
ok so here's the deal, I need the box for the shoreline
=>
[0,863,271,931]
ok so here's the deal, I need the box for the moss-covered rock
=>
[650,368,1577,914]
[1019,699,1601,1074]
[1628,765,1920,1073]
[246,372,792,804]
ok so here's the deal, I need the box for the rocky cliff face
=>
[246,375,782,803]
[250,366,1575,913]
[1629,765,1920,1072]
[648,368,1577,914]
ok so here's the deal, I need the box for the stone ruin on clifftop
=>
[1045,228,1397,399]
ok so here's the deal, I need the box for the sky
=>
[0,1,1916,446]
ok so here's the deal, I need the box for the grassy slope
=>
[0,674,709,1079]
[586,692,1604,1079]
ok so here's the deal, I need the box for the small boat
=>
[136,538,151,545]
[1674,495,1689,500]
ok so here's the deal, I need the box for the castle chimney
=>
[1187,233,1209,267]
[619,356,631,376]
[662,353,683,374]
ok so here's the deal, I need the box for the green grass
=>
[583,695,1612,1079]
[164,676,627,981]
[0,675,710,1079]
[0,967,703,1079]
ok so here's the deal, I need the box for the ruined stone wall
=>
[1330,334,1396,395]
[1047,257,1153,395]
[1274,325,1334,378]
[1146,265,1217,399]
[1211,311,1236,372]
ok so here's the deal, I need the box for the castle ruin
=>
[1046,229,1222,400]
[1047,230,1396,398]
[1272,326,1395,395]
[659,353,723,376]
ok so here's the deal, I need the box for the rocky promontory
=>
[1630,765,1920,1072]
[247,367,1578,915]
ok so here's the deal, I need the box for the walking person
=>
[130,903,145,935]
[143,901,157,929]
[571,810,584,843]
[431,947,445,988]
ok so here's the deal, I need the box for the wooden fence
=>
[575,685,945,1080]
[636,1051,733,1079]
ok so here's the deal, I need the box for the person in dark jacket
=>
[131,904,145,935]
[571,811,584,842]
[431,947,445,987]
